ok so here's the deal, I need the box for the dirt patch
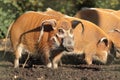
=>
[0,51,120,80]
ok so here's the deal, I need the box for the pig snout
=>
[62,37,74,52]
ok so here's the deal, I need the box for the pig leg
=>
[52,53,63,69]
[96,51,108,64]
[43,50,52,68]
[84,49,93,65]
[84,46,95,65]
[85,54,93,65]
[14,44,23,68]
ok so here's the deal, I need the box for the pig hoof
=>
[47,63,52,68]
[53,63,58,69]
[14,59,19,68]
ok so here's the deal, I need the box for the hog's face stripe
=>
[56,28,74,38]
[50,28,74,52]
[48,19,81,52]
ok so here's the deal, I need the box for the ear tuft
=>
[100,37,108,46]
[41,19,56,31]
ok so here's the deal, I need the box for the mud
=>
[0,50,120,80]
[0,39,120,80]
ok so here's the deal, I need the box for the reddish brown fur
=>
[112,10,120,17]
[65,17,113,65]
[74,8,120,57]
[51,17,114,66]
[44,9,114,66]
[10,11,78,68]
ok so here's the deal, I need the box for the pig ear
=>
[98,37,108,46]
[71,20,81,29]
[71,20,84,33]
[41,19,56,31]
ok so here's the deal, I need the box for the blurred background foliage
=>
[0,0,120,38]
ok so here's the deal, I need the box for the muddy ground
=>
[0,39,120,80]
[0,51,120,80]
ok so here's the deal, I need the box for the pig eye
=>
[58,29,65,35]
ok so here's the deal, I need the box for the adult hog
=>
[74,8,120,58]
[10,11,82,68]
[44,8,115,67]
[74,8,120,32]
[48,17,115,68]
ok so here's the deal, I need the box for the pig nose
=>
[65,46,74,52]
[62,36,74,52]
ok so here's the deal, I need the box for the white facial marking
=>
[52,36,60,46]
[56,33,65,38]
[68,29,73,38]
[57,28,73,38]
